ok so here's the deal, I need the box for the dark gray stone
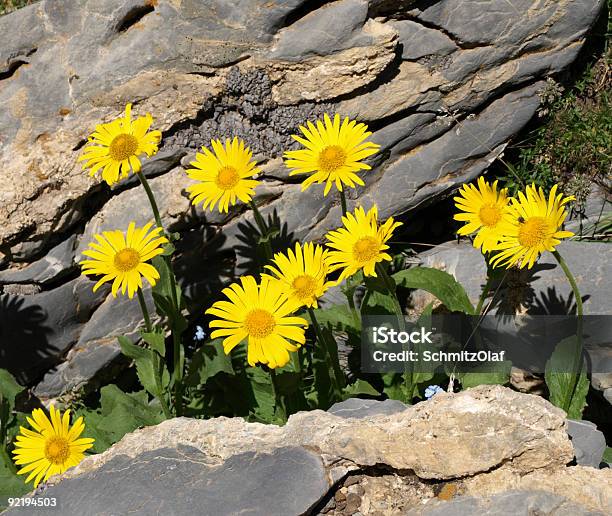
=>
[567,419,606,467]
[33,286,156,399]
[408,489,604,515]
[0,235,76,285]
[328,398,407,418]
[26,446,329,516]
[389,19,458,60]
[0,276,108,385]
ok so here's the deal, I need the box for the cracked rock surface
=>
[15,386,611,515]
[0,0,606,397]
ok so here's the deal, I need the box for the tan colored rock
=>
[462,466,612,514]
[61,386,572,483]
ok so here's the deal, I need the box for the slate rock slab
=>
[8,446,329,516]
[567,419,607,468]
[328,397,408,418]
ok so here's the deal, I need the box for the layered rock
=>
[0,0,606,396]
[14,386,611,515]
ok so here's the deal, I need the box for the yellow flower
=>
[284,113,380,195]
[12,406,94,487]
[206,276,308,369]
[325,205,401,281]
[491,184,575,269]
[454,177,510,252]
[186,137,261,213]
[80,221,168,298]
[79,103,161,186]
[264,242,335,309]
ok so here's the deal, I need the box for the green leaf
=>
[0,369,23,416]
[77,385,165,454]
[246,367,277,423]
[342,379,380,399]
[603,447,612,464]
[0,448,29,509]
[140,330,166,356]
[361,290,396,316]
[151,256,188,336]
[312,305,360,333]
[118,336,169,399]
[458,361,512,389]
[545,336,589,419]
[392,267,475,314]
[184,339,235,387]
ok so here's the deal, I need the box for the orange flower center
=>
[318,145,347,174]
[292,275,318,301]
[216,166,240,190]
[113,248,140,272]
[352,236,380,263]
[479,204,502,227]
[518,216,550,248]
[44,436,70,465]
[109,133,138,162]
[244,309,276,339]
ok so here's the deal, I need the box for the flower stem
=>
[552,249,584,413]
[136,288,152,332]
[475,274,494,315]
[339,189,348,217]
[137,173,163,229]
[250,199,273,262]
[269,369,287,424]
[137,289,172,419]
[308,307,343,397]
[137,171,183,416]
[375,263,405,331]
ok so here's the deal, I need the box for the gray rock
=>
[389,19,458,60]
[34,286,157,399]
[410,490,604,516]
[0,276,108,384]
[328,398,408,418]
[416,240,611,316]
[26,446,329,516]
[0,235,76,285]
[567,419,606,468]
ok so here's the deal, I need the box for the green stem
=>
[138,172,183,416]
[339,189,348,217]
[137,289,152,332]
[375,263,405,331]
[250,199,273,262]
[137,173,163,228]
[375,262,412,402]
[475,274,494,315]
[137,290,171,419]
[552,250,584,412]
[308,307,343,397]
[269,369,286,423]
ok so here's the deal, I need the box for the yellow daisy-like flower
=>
[78,103,162,186]
[264,242,335,309]
[80,221,168,298]
[283,113,380,195]
[12,406,94,488]
[325,205,401,281]
[453,177,510,252]
[206,275,308,369]
[186,137,261,213]
[491,184,575,269]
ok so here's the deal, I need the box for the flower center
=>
[113,248,141,272]
[291,275,318,301]
[479,204,502,227]
[352,236,380,263]
[318,145,347,174]
[244,309,276,339]
[518,216,550,248]
[44,436,70,465]
[216,166,240,190]
[108,133,138,162]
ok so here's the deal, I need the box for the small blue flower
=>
[424,385,444,399]
[194,325,206,341]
